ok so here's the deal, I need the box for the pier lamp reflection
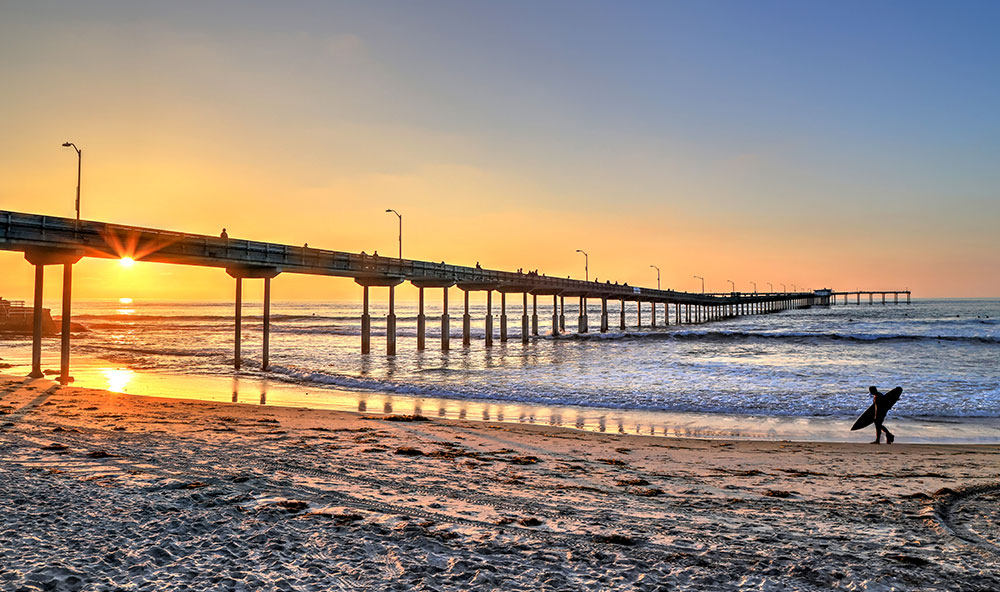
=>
[102,368,134,393]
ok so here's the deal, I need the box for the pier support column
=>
[441,287,450,351]
[500,292,508,342]
[234,277,243,370]
[636,301,642,328]
[559,296,566,331]
[532,294,538,336]
[620,300,626,330]
[29,264,44,379]
[463,291,471,346]
[895,293,899,304]
[362,285,371,354]
[552,295,560,336]
[686,304,691,324]
[600,298,609,333]
[485,291,494,347]
[417,287,426,351]
[882,293,886,305]
[522,293,529,344]
[387,285,397,356]
[578,297,588,333]
[262,277,271,370]
[675,302,681,325]
[59,263,73,383]
[651,301,657,328]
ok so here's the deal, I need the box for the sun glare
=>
[120,257,135,268]
[119,297,133,305]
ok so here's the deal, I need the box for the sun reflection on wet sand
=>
[102,368,134,393]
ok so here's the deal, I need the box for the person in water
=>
[869,386,895,444]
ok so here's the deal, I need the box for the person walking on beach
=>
[869,386,895,445]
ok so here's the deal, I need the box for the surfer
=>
[869,386,895,445]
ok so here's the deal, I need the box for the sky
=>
[2,0,999,302]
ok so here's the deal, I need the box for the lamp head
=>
[62,142,72,147]
[385,209,391,212]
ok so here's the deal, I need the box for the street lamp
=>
[781,283,786,292]
[749,281,757,293]
[767,282,773,293]
[693,275,704,294]
[62,141,81,220]
[791,284,797,292]
[385,209,401,259]
[575,249,588,281]
[727,279,735,293]
[650,265,660,290]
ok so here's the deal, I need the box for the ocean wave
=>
[561,330,1000,345]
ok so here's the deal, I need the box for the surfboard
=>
[851,386,902,431]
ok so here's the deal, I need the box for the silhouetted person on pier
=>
[220,228,228,239]
[869,386,895,444]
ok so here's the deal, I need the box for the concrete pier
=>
[234,277,242,369]
[262,277,271,370]
[362,285,371,354]
[559,296,566,331]
[29,263,44,378]
[485,290,493,347]
[552,295,559,336]
[441,287,450,351]
[619,299,626,330]
[463,290,471,347]
[521,292,529,344]
[531,294,538,336]
[651,300,657,328]
[500,292,508,343]
[387,284,397,356]
[600,297,609,332]
[578,297,588,333]
[417,286,426,350]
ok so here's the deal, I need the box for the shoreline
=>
[2,350,999,444]
[2,372,999,590]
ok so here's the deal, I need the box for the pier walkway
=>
[1,210,908,382]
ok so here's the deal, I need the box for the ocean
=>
[3,297,998,442]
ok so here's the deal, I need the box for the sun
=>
[119,256,136,268]
[119,297,133,305]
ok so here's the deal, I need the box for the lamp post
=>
[727,279,735,293]
[575,249,588,281]
[61,142,81,220]
[385,209,401,259]
[781,283,786,292]
[650,265,660,290]
[791,284,797,292]
[749,281,757,293]
[693,275,704,294]
[767,282,773,293]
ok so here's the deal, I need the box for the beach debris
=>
[394,446,425,456]
[40,443,68,451]
[615,477,650,486]
[764,489,795,498]
[276,500,309,513]
[597,458,628,466]
[631,487,664,497]
[593,533,643,546]
[518,516,543,527]
[362,414,430,422]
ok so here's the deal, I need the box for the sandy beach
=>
[1,373,997,591]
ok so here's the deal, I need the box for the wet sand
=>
[1,373,998,591]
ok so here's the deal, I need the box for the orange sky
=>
[2,3,997,301]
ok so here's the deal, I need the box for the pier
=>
[1,210,910,382]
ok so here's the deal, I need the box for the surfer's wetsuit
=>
[869,386,895,444]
